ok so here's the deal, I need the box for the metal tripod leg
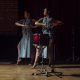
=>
[32,46,63,77]
[32,65,63,77]
[32,64,49,77]
[32,46,49,76]
[47,67,63,78]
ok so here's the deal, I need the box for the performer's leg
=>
[17,44,21,64]
[33,46,41,68]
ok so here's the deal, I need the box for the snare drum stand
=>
[32,45,62,77]
[32,46,49,76]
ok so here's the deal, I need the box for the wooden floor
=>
[0,64,80,80]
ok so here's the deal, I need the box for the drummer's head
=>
[43,8,49,16]
[24,11,30,19]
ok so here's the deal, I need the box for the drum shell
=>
[33,34,49,46]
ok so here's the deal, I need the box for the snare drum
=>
[33,33,40,45]
[33,33,49,46]
[40,34,49,46]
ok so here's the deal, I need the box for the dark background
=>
[0,0,80,64]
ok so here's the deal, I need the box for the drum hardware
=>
[32,33,62,77]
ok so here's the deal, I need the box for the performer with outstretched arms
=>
[15,11,34,64]
[33,8,54,68]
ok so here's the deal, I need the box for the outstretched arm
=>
[15,22,25,27]
[35,18,46,27]
[53,20,62,27]
[15,22,29,29]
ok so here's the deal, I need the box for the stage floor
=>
[0,64,80,80]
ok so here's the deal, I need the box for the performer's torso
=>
[21,18,32,35]
[42,16,53,38]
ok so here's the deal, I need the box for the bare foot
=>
[32,63,37,68]
[17,59,21,64]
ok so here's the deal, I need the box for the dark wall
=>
[0,0,80,64]
[0,0,18,62]
[0,0,18,35]
[18,0,80,63]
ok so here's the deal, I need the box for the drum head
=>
[33,34,40,44]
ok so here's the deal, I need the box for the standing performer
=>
[15,11,34,64]
[33,8,54,68]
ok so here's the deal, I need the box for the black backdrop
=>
[0,0,80,64]
[18,0,80,63]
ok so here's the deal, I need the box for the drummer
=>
[33,8,54,68]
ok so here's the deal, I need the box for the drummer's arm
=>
[35,22,46,26]
[15,22,30,29]
[15,22,25,27]
[35,18,46,26]
[53,20,62,27]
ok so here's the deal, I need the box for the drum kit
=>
[33,33,49,46]
[16,20,63,77]
[32,20,62,46]
[32,21,63,77]
[16,20,62,46]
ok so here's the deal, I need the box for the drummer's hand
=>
[35,22,46,27]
